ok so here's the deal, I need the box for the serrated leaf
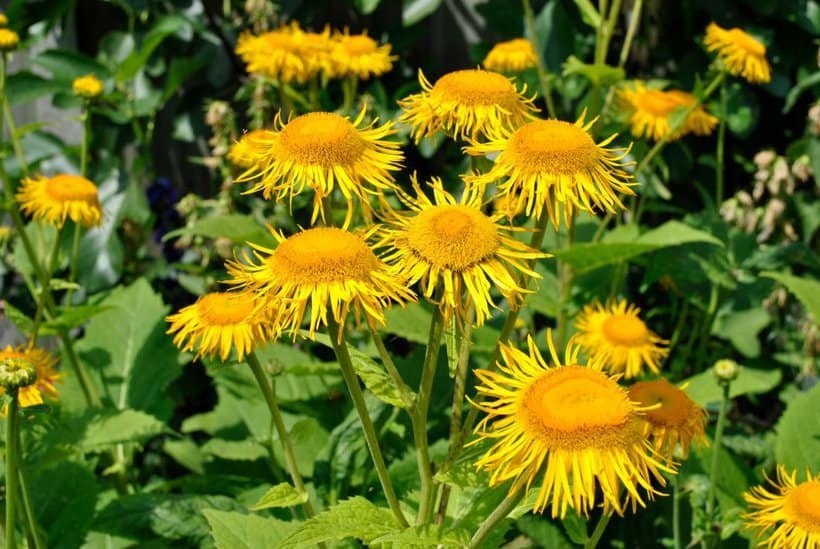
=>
[163,213,276,247]
[371,524,471,547]
[42,304,113,331]
[761,271,820,320]
[278,497,400,548]
[249,483,308,511]
[445,314,461,378]
[31,461,99,549]
[201,438,268,462]
[384,303,433,344]
[203,509,300,549]
[681,367,781,406]
[774,384,820,473]
[47,408,168,451]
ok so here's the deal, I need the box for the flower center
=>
[342,35,377,55]
[278,112,367,167]
[269,227,380,284]
[197,292,256,325]
[628,380,690,426]
[507,119,600,174]
[431,69,518,107]
[44,174,99,203]
[602,313,649,346]
[784,480,820,533]
[404,205,500,270]
[728,28,766,56]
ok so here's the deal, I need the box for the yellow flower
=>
[705,23,771,84]
[472,333,673,518]
[235,22,330,84]
[17,174,103,228]
[329,31,395,80]
[574,299,669,379]
[227,129,276,170]
[72,74,104,99]
[377,176,546,326]
[0,226,11,240]
[466,112,635,228]
[398,68,538,143]
[619,82,718,141]
[238,110,403,227]
[0,13,8,27]
[743,466,820,548]
[225,226,415,338]
[482,38,538,73]
[627,379,707,459]
[0,28,19,51]
[0,346,61,407]
[165,291,272,362]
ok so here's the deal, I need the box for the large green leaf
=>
[203,510,299,549]
[115,14,194,82]
[761,271,820,320]
[5,71,66,105]
[774,384,820,472]
[712,308,771,358]
[402,0,443,26]
[370,524,471,547]
[31,461,99,549]
[249,482,308,511]
[32,48,110,80]
[384,303,433,344]
[163,213,276,247]
[682,367,781,406]
[46,408,169,452]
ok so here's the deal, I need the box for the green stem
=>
[5,392,19,549]
[617,0,643,68]
[29,228,62,347]
[3,99,29,176]
[584,511,614,549]
[66,222,82,305]
[598,0,623,66]
[327,317,409,527]
[80,106,90,177]
[705,382,730,527]
[672,474,681,549]
[367,325,414,410]
[593,0,609,64]
[469,490,523,548]
[16,436,44,549]
[522,0,557,118]
[59,330,99,408]
[555,216,576,349]
[715,77,727,207]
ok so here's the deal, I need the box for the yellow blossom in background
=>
[619,82,718,141]
[705,22,771,84]
[0,346,61,407]
[399,68,538,143]
[466,112,635,228]
[17,174,103,228]
[0,226,11,240]
[166,291,272,362]
[329,31,395,80]
[0,13,8,27]
[225,226,415,338]
[227,129,277,170]
[72,74,104,99]
[377,176,546,326]
[0,28,19,51]
[482,38,538,72]
[574,299,669,379]
[472,333,673,518]
[627,379,707,460]
[743,466,820,548]
[236,22,331,84]
[238,110,403,227]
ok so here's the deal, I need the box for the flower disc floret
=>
[705,22,771,84]
[17,174,103,228]
[329,32,395,80]
[619,83,718,141]
[399,68,538,143]
[472,334,673,518]
[482,38,538,72]
[72,74,104,99]
[0,346,60,408]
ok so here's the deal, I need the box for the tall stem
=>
[65,222,82,305]
[555,216,576,348]
[715,77,727,207]
[469,490,523,548]
[584,511,614,549]
[672,474,681,549]
[367,325,414,410]
[16,428,44,548]
[617,0,644,68]
[3,99,29,176]
[705,382,730,530]
[327,317,409,527]
[80,106,90,177]
[59,330,99,408]
[29,229,62,348]
[5,392,19,549]
[522,0,557,118]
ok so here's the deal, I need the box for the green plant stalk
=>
[80,106,90,177]
[16,431,44,549]
[327,317,409,527]
[522,0,557,118]
[617,0,644,68]
[245,351,317,520]
[599,0,623,65]
[469,490,523,548]
[5,391,19,549]
[367,325,414,409]
[65,104,92,305]
[705,382,730,532]
[65,222,82,305]
[29,228,62,348]
[715,77,727,207]
[672,474,681,549]
[584,510,614,549]
[555,216,576,348]
[59,330,100,407]
[3,99,29,176]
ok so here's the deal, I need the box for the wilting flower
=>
[17,174,103,228]
[238,110,402,227]
[466,112,634,228]
[226,226,415,338]
[166,291,272,362]
[328,31,395,80]
[399,68,538,143]
[377,176,546,326]
[472,333,673,518]
[0,346,60,407]
[227,129,277,170]
[0,28,19,51]
[236,22,331,84]
[619,82,718,141]
[72,74,104,99]
[574,299,669,379]
[705,23,771,84]
[482,38,538,73]
[743,466,820,548]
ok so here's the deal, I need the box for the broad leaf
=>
[31,461,99,549]
[371,524,471,547]
[774,384,820,473]
[682,368,781,406]
[249,483,308,510]
[761,271,820,320]
[203,509,300,549]
[163,213,276,247]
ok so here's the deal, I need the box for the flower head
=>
[377,176,546,326]
[236,22,331,84]
[743,466,820,548]
[0,13,8,27]
[705,23,771,84]
[227,129,277,170]
[466,113,635,228]
[627,379,707,459]
[573,299,669,379]
[166,290,272,362]
[0,28,19,51]
[72,74,104,99]
[399,68,538,143]
[0,346,60,407]
[482,38,538,73]
[239,110,402,227]
[619,82,718,141]
[17,174,103,228]
[472,333,673,518]
[329,31,395,80]
[226,227,415,338]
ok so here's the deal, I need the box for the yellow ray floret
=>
[376,176,547,326]
[399,68,538,143]
[619,82,718,141]
[471,333,674,518]
[228,129,278,170]
[328,31,395,80]
[705,22,771,84]
[482,38,538,73]
[235,22,331,84]
[743,466,820,548]
[17,174,103,228]
[0,346,61,407]
[466,112,635,228]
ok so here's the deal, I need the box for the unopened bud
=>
[0,357,37,391]
[713,359,741,383]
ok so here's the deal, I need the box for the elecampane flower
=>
[0,346,61,407]
[482,38,538,73]
[377,176,546,326]
[472,334,673,518]
[466,112,635,228]
[329,31,395,80]
[574,299,669,379]
[238,110,403,227]
[235,22,330,84]
[705,22,771,84]
[165,291,272,362]
[227,129,277,170]
[398,68,538,143]
[619,82,718,141]
[0,28,18,51]
[72,74,104,99]
[17,174,103,228]
[225,226,415,338]
[743,467,820,548]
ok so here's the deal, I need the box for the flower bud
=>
[713,359,741,383]
[0,356,37,391]
[0,28,19,52]
[72,74,104,100]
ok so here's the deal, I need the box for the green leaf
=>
[31,461,99,549]
[761,271,820,320]
[681,368,782,406]
[353,0,383,14]
[402,0,443,26]
[444,314,461,377]
[203,510,300,549]
[116,15,193,82]
[249,483,309,511]
[370,524,471,547]
[5,71,66,105]
[163,213,276,247]
[712,308,771,358]
[42,304,113,331]
[47,408,169,452]
[32,48,110,80]
[562,56,624,86]
[278,497,400,548]
[384,303,433,344]
[2,300,34,334]
[774,384,820,472]
[570,0,601,27]
[783,70,820,113]
[561,509,589,545]
[201,438,268,462]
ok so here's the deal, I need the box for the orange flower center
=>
[431,69,518,107]
[628,380,692,427]
[342,35,377,55]
[405,205,500,270]
[602,313,649,346]
[784,480,820,533]
[278,112,366,167]
[44,174,99,203]
[196,292,255,325]
[727,28,766,56]
[507,119,600,174]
